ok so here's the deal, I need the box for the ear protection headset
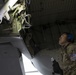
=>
[65,32,74,43]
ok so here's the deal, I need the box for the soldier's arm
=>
[64,44,76,71]
[69,44,76,61]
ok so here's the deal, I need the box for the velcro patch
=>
[70,54,76,61]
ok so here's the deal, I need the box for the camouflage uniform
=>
[60,43,76,75]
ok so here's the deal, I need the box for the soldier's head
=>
[59,32,74,46]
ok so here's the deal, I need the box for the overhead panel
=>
[29,0,76,26]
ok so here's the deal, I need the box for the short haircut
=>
[62,32,74,43]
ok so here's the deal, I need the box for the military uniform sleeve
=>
[68,44,76,61]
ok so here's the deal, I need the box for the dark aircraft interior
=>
[0,0,76,75]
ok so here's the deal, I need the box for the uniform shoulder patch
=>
[70,54,76,61]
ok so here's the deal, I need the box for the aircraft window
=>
[22,54,43,75]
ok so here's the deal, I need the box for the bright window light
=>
[22,54,43,75]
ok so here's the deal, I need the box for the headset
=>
[63,32,74,43]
